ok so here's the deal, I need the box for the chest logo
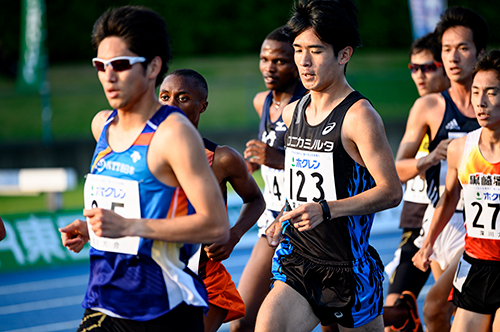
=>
[131,151,141,163]
[275,121,287,132]
[322,122,336,135]
[445,119,460,131]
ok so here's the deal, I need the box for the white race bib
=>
[463,183,500,240]
[84,174,141,255]
[261,165,286,211]
[285,148,336,209]
[403,151,430,204]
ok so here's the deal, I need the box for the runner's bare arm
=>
[86,113,230,244]
[396,94,447,182]
[90,110,113,142]
[205,146,266,261]
[412,137,464,271]
[244,92,268,173]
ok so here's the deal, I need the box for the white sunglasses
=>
[92,56,146,72]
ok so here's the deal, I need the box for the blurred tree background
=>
[0,0,498,210]
[0,0,497,72]
[0,0,498,177]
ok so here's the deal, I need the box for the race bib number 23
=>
[285,148,336,209]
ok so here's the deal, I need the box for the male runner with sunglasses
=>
[383,32,450,332]
[159,68,265,332]
[395,6,488,332]
[59,6,229,331]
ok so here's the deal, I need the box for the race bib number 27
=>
[84,174,142,255]
[464,183,500,240]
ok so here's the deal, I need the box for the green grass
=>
[0,49,416,214]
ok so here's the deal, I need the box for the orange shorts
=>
[203,259,245,323]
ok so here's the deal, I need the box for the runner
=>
[159,68,265,332]
[232,26,306,332]
[403,6,489,332]
[382,32,449,332]
[414,50,500,332]
[256,0,402,331]
[59,6,229,331]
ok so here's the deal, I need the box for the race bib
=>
[404,151,430,204]
[261,165,286,211]
[452,255,471,293]
[464,182,500,240]
[284,148,336,210]
[84,174,141,255]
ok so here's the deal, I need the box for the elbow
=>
[388,185,403,209]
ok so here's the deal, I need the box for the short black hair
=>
[473,50,500,81]
[285,0,361,56]
[435,6,488,54]
[410,32,442,63]
[168,68,208,100]
[92,6,172,87]
[265,26,292,44]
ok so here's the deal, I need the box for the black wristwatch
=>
[318,199,331,221]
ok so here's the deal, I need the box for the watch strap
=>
[319,199,331,221]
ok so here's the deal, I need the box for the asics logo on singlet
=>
[445,119,460,130]
[130,151,141,163]
[322,122,336,135]
[95,159,135,175]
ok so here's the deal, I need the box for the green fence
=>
[0,210,89,272]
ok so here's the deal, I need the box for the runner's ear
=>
[338,46,353,65]
[147,56,162,80]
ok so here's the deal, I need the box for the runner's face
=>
[472,70,500,130]
[96,36,150,111]
[159,75,207,128]
[259,39,298,92]
[293,28,341,92]
[410,50,449,96]
[441,26,478,84]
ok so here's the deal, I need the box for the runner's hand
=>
[205,228,239,261]
[84,208,131,238]
[412,246,433,272]
[426,138,453,166]
[244,139,284,169]
[279,202,324,232]
[59,219,89,253]
[266,219,283,247]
